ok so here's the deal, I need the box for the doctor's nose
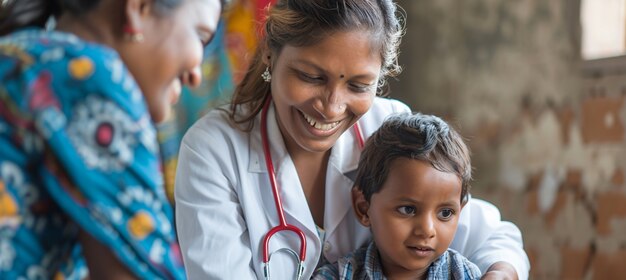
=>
[314,88,346,119]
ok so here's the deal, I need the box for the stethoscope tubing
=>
[259,95,364,279]
[260,96,308,263]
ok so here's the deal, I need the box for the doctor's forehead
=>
[277,31,382,74]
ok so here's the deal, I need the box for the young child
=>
[313,113,482,280]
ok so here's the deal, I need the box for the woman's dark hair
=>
[229,0,405,130]
[0,0,185,36]
[354,113,472,205]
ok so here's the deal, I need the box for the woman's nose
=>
[315,87,346,119]
[181,65,202,88]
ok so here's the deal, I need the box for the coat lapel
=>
[323,123,362,239]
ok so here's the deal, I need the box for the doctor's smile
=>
[300,110,342,132]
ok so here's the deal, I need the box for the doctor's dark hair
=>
[228,0,405,129]
[0,0,189,36]
[354,113,472,205]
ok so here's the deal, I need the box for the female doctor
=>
[174,0,530,279]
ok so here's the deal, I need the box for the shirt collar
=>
[363,242,386,279]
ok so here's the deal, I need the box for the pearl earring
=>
[262,66,271,82]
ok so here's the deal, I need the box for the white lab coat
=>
[175,97,530,280]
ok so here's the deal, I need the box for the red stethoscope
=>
[260,96,365,279]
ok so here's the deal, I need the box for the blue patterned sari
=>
[0,29,185,280]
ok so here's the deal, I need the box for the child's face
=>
[360,158,463,279]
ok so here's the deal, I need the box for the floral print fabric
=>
[0,29,185,279]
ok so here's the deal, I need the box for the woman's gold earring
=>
[262,66,271,82]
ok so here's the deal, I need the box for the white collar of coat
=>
[247,102,361,180]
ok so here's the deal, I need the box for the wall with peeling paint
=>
[392,0,626,279]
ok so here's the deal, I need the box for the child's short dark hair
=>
[354,113,472,204]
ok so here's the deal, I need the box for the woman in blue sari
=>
[0,0,222,278]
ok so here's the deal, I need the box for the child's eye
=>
[437,209,455,220]
[397,206,416,216]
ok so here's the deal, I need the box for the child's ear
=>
[352,187,371,227]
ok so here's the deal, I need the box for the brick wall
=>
[393,1,626,278]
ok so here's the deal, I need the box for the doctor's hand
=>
[481,262,519,280]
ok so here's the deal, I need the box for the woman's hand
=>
[481,262,519,280]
